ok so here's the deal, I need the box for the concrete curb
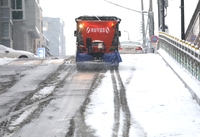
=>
[157,49,200,106]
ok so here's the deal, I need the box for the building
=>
[185,0,200,48]
[1,0,13,48]
[42,35,51,57]
[43,17,66,57]
[0,0,66,57]
[0,0,43,54]
[12,0,43,54]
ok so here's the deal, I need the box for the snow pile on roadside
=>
[31,86,55,101]
[8,106,38,132]
[0,58,16,65]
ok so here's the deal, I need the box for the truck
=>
[74,16,122,70]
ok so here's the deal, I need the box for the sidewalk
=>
[157,49,200,105]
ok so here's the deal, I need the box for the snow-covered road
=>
[85,51,200,137]
[0,51,200,137]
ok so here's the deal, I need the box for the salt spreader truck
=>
[74,16,122,70]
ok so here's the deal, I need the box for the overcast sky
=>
[40,0,198,54]
[40,0,146,39]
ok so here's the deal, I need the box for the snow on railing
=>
[158,31,200,82]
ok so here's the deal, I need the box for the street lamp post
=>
[141,0,146,47]
[124,30,130,40]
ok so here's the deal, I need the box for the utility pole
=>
[141,0,146,47]
[0,2,1,44]
[158,0,168,32]
[148,0,154,49]
[180,0,185,40]
[161,0,165,32]
[157,0,161,29]
[148,0,154,37]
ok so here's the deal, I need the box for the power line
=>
[104,0,151,48]
[103,0,145,14]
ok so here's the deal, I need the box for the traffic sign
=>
[37,48,45,58]
[151,35,159,43]
[190,34,196,42]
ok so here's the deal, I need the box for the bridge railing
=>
[158,32,200,82]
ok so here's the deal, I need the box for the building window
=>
[1,0,8,6]
[1,22,9,37]
[11,0,23,20]
[12,11,23,19]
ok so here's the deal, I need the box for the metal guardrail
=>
[158,32,200,82]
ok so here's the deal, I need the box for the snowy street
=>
[84,50,200,137]
[0,50,200,137]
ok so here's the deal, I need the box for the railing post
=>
[176,49,179,63]
[171,46,173,57]
[180,52,184,67]
[193,61,197,78]
[189,57,193,74]
[191,59,194,76]
[172,47,175,59]
[186,55,190,72]
[175,48,177,61]
[198,62,200,81]
[177,50,181,64]
[184,54,186,69]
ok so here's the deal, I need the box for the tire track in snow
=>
[111,68,131,137]
[115,69,131,137]
[110,69,120,137]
